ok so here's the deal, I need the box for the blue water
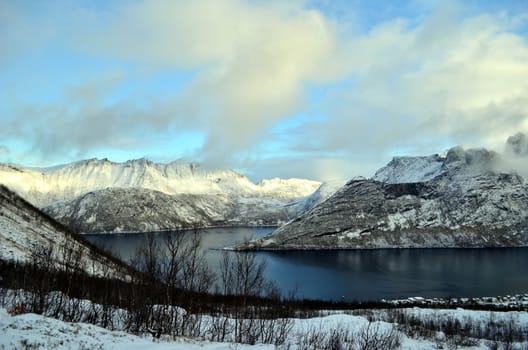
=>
[84,227,528,302]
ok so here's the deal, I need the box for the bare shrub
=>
[357,321,401,350]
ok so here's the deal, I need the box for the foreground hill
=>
[237,138,528,250]
[0,185,131,278]
[0,158,323,232]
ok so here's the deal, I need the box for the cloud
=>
[77,0,350,165]
[245,155,379,183]
[494,132,528,178]
[3,0,350,167]
[1,1,528,181]
[292,3,528,159]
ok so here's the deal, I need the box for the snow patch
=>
[372,155,445,184]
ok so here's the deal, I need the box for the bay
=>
[84,227,528,302]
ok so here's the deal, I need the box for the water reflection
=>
[84,228,528,302]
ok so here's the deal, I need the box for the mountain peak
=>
[0,158,321,208]
[373,145,503,184]
[372,154,445,184]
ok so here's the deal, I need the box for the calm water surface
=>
[84,227,528,302]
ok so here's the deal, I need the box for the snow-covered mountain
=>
[372,147,501,184]
[236,138,528,250]
[0,158,324,233]
[0,185,131,278]
[372,154,446,184]
[0,158,320,207]
[44,187,305,233]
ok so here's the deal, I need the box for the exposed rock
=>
[237,146,528,250]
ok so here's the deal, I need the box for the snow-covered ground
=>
[2,305,528,350]
[0,308,270,350]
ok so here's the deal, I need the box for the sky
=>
[1,0,527,182]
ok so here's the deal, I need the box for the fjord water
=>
[84,227,528,302]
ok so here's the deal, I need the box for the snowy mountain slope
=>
[0,159,320,207]
[372,147,500,184]
[0,158,322,232]
[43,187,302,233]
[281,180,345,216]
[237,144,528,250]
[372,154,445,183]
[0,185,131,278]
[43,186,329,233]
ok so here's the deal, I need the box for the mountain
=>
[0,185,131,278]
[0,158,321,207]
[0,158,323,233]
[44,187,300,233]
[236,141,528,250]
[371,154,445,184]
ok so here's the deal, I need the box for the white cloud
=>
[298,5,528,160]
[1,1,528,181]
[76,0,350,164]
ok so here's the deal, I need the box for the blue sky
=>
[1,0,527,182]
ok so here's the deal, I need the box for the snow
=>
[0,159,321,208]
[403,307,528,327]
[0,186,131,279]
[372,155,445,184]
[3,306,528,349]
[384,211,414,230]
[0,309,271,350]
[339,229,362,240]
[0,159,327,232]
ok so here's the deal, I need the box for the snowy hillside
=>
[372,154,445,183]
[0,308,270,350]
[0,159,324,233]
[282,179,346,216]
[0,159,321,207]
[2,306,527,350]
[0,185,131,278]
[237,141,528,250]
[44,187,304,233]
[371,147,502,184]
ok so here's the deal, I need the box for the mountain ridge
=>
[0,158,321,206]
[236,139,528,250]
[0,158,326,233]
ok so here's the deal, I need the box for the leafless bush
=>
[357,321,402,350]
[283,321,400,350]
[381,308,528,346]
